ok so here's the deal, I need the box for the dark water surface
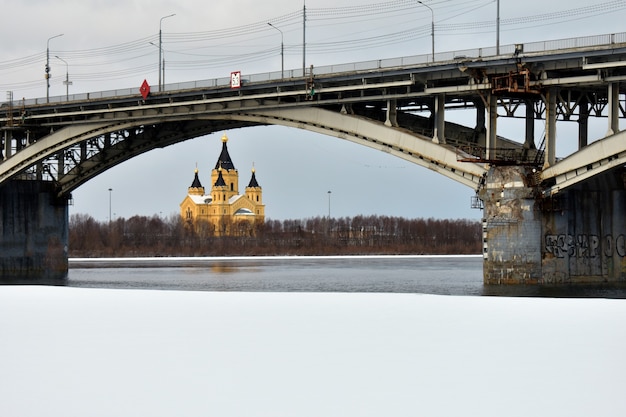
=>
[66,255,626,298]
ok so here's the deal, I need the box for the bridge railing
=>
[5,31,626,108]
[523,32,626,53]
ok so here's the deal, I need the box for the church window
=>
[223,194,226,201]
[230,183,234,191]
[256,195,259,202]
[186,208,192,219]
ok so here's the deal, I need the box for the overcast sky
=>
[1,0,625,221]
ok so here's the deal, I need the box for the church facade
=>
[180,134,265,236]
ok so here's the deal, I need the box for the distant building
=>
[180,134,265,236]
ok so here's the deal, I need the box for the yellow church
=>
[180,134,265,236]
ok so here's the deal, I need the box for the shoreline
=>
[69,254,482,268]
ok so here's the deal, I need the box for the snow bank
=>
[1,286,624,417]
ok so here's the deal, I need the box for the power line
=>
[1,0,625,93]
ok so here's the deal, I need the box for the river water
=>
[67,255,626,298]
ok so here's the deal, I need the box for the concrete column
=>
[475,98,486,131]
[384,99,398,127]
[474,97,486,146]
[4,130,12,160]
[524,99,536,149]
[543,88,557,169]
[578,95,589,149]
[607,82,620,136]
[485,93,497,160]
[0,180,69,281]
[433,93,445,144]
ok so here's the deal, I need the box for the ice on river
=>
[1,286,624,417]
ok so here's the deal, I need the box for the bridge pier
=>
[0,180,69,281]
[481,166,626,284]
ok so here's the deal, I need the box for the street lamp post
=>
[327,190,332,218]
[327,190,332,236]
[496,0,500,55]
[159,13,175,92]
[46,33,64,103]
[149,41,168,86]
[55,56,71,100]
[108,188,113,224]
[417,1,434,62]
[267,22,284,79]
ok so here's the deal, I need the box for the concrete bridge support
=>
[482,166,626,284]
[481,166,542,284]
[0,180,69,281]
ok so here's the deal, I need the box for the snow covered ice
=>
[1,286,625,417]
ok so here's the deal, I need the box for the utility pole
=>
[108,188,113,225]
[303,1,306,77]
[268,23,284,78]
[55,56,71,100]
[327,190,332,219]
[159,13,175,92]
[417,1,434,62]
[496,0,500,55]
[46,33,64,103]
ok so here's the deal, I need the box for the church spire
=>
[188,167,205,196]
[214,133,236,171]
[190,167,203,188]
[247,166,260,188]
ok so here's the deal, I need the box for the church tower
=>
[245,166,264,218]
[188,168,204,196]
[211,133,238,199]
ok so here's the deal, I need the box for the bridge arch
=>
[1,107,485,197]
[223,108,486,189]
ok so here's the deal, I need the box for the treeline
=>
[69,213,481,257]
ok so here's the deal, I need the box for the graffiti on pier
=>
[545,234,626,258]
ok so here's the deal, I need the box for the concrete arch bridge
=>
[2,32,626,283]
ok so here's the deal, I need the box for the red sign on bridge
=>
[139,79,150,99]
